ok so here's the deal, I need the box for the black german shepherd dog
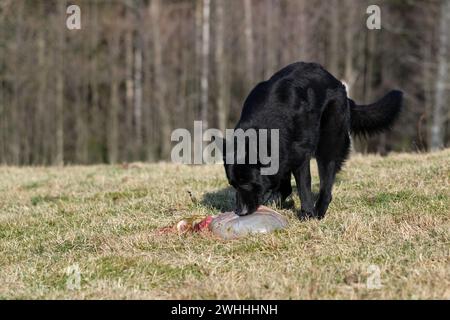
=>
[224,62,402,219]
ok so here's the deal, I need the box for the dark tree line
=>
[0,0,448,165]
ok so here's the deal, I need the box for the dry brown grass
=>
[0,150,449,299]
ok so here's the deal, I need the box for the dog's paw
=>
[297,209,321,220]
[281,197,295,209]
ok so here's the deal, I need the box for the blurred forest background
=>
[0,0,449,165]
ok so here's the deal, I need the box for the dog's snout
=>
[235,205,249,216]
[234,189,258,216]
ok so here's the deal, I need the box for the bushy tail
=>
[349,90,403,136]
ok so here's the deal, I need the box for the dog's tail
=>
[349,90,403,136]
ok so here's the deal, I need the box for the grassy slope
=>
[0,150,449,299]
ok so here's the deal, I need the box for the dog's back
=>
[236,62,348,165]
[237,62,344,131]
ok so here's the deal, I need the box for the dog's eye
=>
[240,183,252,191]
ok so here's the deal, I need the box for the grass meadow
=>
[0,150,449,299]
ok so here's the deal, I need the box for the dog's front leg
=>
[293,158,316,219]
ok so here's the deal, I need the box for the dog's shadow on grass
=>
[200,186,298,213]
[201,187,235,212]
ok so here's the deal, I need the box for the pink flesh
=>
[193,215,214,231]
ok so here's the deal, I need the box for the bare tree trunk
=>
[108,31,120,164]
[377,23,391,155]
[422,36,433,150]
[0,78,3,163]
[297,0,307,60]
[329,0,340,75]
[75,75,88,164]
[0,5,5,163]
[264,0,277,79]
[430,0,450,150]
[215,0,228,132]
[75,7,90,165]
[142,10,155,162]
[200,0,210,128]
[88,1,101,163]
[357,26,376,154]
[125,9,134,160]
[244,0,255,89]
[55,1,65,166]
[344,0,357,96]
[150,0,171,159]
[177,47,189,129]
[195,0,203,118]
[36,3,47,164]
[41,23,52,165]
[9,1,24,164]
[364,29,375,103]
[134,29,143,158]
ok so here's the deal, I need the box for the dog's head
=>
[214,134,277,216]
[224,163,273,216]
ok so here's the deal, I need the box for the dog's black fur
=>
[224,62,403,219]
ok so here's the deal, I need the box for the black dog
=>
[223,62,402,219]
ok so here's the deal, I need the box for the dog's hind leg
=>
[315,132,350,218]
[314,89,351,219]
[315,160,337,219]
